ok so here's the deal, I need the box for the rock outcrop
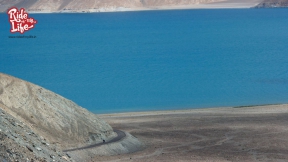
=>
[0,73,116,151]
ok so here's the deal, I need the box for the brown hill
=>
[0,73,116,150]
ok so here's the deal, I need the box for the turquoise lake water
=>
[1,9,288,113]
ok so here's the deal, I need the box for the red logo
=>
[7,7,37,34]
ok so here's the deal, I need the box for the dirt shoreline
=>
[96,104,288,161]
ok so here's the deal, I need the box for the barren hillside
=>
[0,107,71,162]
[0,73,144,161]
[0,0,229,12]
[0,73,116,150]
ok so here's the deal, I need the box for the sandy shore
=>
[96,104,288,161]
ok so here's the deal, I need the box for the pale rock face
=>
[0,73,116,149]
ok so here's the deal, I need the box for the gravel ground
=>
[97,105,288,162]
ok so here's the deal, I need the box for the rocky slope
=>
[0,0,223,12]
[0,107,72,162]
[255,0,288,7]
[0,73,116,151]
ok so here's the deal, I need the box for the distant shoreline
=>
[26,6,258,14]
[97,103,287,115]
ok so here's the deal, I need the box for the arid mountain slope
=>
[1,0,224,12]
[0,73,116,150]
[0,107,72,162]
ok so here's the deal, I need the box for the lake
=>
[1,8,288,113]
